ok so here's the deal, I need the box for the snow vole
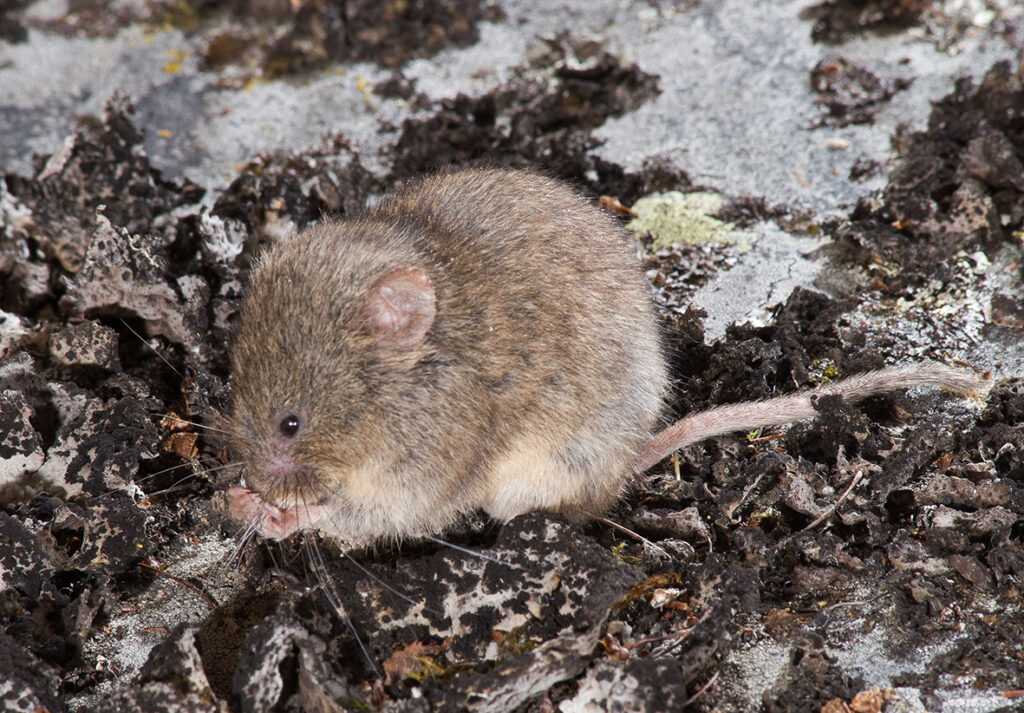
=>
[226,168,983,547]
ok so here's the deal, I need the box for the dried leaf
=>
[382,641,444,686]
[850,687,898,713]
[820,699,851,713]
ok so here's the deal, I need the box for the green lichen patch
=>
[627,191,756,251]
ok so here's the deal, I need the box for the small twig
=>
[138,561,217,609]
[749,433,786,444]
[801,468,866,533]
[684,669,720,708]
[627,631,689,650]
[608,619,697,660]
[822,591,891,612]
[581,510,671,559]
[727,471,769,524]
[654,614,702,657]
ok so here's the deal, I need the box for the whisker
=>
[281,539,305,569]
[193,461,244,480]
[145,482,198,498]
[120,318,181,377]
[341,551,441,616]
[226,542,245,570]
[202,460,243,472]
[326,588,380,678]
[135,460,239,487]
[307,541,380,678]
[423,535,520,569]
[156,414,232,435]
[227,519,260,567]
[265,543,284,571]
[134,460,198,484]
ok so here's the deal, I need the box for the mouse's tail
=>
[630,363,987,473]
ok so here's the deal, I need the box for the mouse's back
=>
[378,169,667,519]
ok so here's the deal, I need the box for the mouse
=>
[225,168,985,547]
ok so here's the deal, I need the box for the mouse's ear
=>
[358,268,436,350]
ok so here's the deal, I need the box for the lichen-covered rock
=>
[332,513,645,666]
[0,633,65,713]
[139,625,218,701]
[809,56,910,127]
[0,309,32,357]
[0,351,92,427]
[0,510,56,601]
[93,683,221,713]
[7,490,150,583]
[440,632,611,713]
[0,181,52,317]
[48,320,121,372]
[194,211,248,333]
[0,389,44,503]
[211,138,374,238]
[232,609,364,713]
[559,658,690,713]
[36,395,160,498]
[233,612,311,712]
[6,93,204,253]
[386,38,662,200]
[67,491,151,574]
[59,215,209,354]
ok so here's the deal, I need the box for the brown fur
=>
[229,169,666,547]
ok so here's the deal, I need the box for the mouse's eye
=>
[278,414,301,438]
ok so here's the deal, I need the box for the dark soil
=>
[837,61,1024,292]
[809,55,911,127]
[384,32,678,204]
[1,13,1023,713]
[13,0,503,76]
[801,0,933,44]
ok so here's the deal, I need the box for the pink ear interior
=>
[360,268,436,350]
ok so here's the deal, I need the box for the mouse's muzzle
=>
[226,485,325,540]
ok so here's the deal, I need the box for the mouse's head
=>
[226,227,437,541]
